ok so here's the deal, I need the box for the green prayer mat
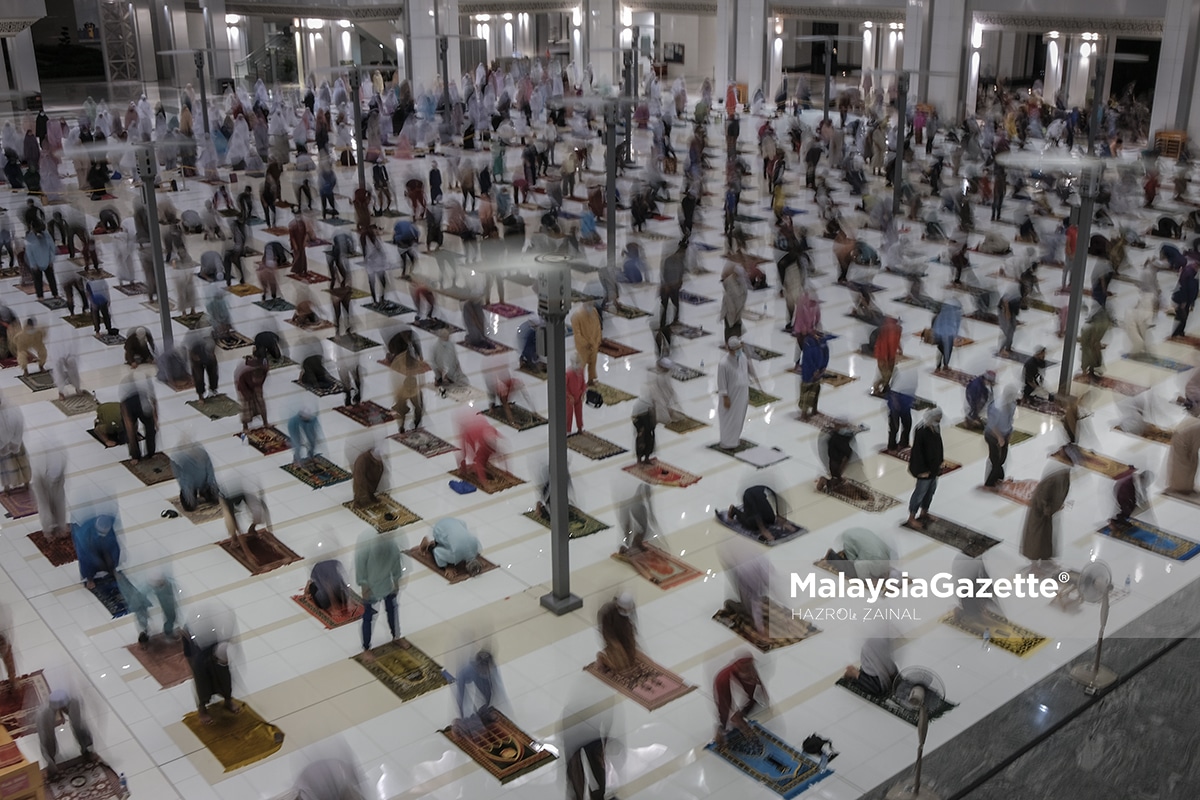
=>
[353,640,452,702]
[593,382,636,405]
[748,387,781,407]
[664,415,708,434]
[121,453,175,486]
[187,393,242,420]
[523,504,611,539]
[482,403,548,431]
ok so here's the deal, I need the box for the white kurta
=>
[717,350,751,449]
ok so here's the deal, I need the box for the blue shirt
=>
[431,518,480,568]
[25,231,55,271]
[986,399,1015,438]
[799,336,829,382]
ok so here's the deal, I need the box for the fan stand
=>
[1068,590,1118,694]
[886,686,942,800]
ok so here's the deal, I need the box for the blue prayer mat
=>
[706,722,832,798]
[1121,353,1194,373]
[1097,518,1200,561]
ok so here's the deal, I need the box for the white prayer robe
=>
[717,349,754,448]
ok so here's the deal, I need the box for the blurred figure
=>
[872,316,902,393]
[1166,409,1200,495]
[11,317,47,376]
[963,370,995,429]
[907,407,944,529]
[186,329,219,403]
[984,385,1017,487]
[287,397,323,464]
[31,447,68,538]
[118,368,158,463]
[726,484,784,542]
[843,636,897,697]
[596,592,639,673]
[1020,459,1074,570]
[717,337,758,450]
[292,744,366,800]
[430,327,467,394]
[823,527,893,580]
[72,503,120,589]
[0,604,16,694]
[1021,347,1051,401]
[53,339,84,400]
[617,483,660,553]
[305,559,352,615]
[337,350,363,408]
[123,326,155,367]
[713,653,767,745]
[485,365,532,427]
[418,518,484,577]
[1112,468,1153,524]
[235,355,270,434]
[453,648,504,735]
[719,539,771,635]
[566,357,586,434]
[121,568,179,646]
[457,412,504,485]
[931,297,962,369]
[952,552,999,624]
[354,528,405,657]
[220,477,271,567]
[818,423,859,489]
[36,689,95,779]
[390,345,427,433]
[561,680,617,800]
[797,331,830,418]
[185,637,239,725]
[0,398,28,494]
[572,301,603,385]
[350,440,386,507]
[170,438,220,511]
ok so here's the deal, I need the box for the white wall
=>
[657,13,716,84]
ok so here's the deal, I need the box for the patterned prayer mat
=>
[713,599,820,652]
[405,545,500,583]
[517,362,547,380]
[182,702,284,772]
[292,590,365,629]
[705,722,832,799]
[329,332,382,352]
[356,640,453,701]
[267,355,298,371]
[389,429,457,457]
[363,300,415,317]
[566,431,627,460]
[121,453,175,486]
[334,401,396,427]
[52,393,98,417]
[113,282,148,296]
[1016,395,1063,415]
[669,322,710,339]
[879,447,962,476]
[343,496,421,532]
[482,403,547,431]
[61,312,94,328]
[835,674,957,726]
[293,378,345,397]
[28,530,76,565]
[1050,446,1134,479]
[593,382,636,405]
[1073,373,1147,397]
[523,504,610,539]
[88,575,128,618]
[867,387,937,411]
[282,456,352,489]
[187,393,242,420]
[483,302,531,318]
[663,415,708,435]
[242,426,291,455]
[287,271,330,284]
[740,343,784,361]
[448,465,526,494]
[217,530,301,575]
[916,329,975,348]
[172,312,210,330]
[1025,298,1058,314]
[714,509,807,546]
[412,317,464,335]
[980,478,1040,506]
[584,652,696,710]
[932,366,975,386]
[995,350,1057,368]
[459,337,513,356]
[124,633,191,689]
[598,338,640,358]
[1122,352,1192,372]
[622,459,701,488]
[0,487,36,519]
[965,310,1002,325]
[902,513,1001,556]
[42,756,125,799]
[678,290,715,305]
[325,286,371,301]
[168,498,224,525]
[798,412,868,433]
[669,363,706,382]
[612,545,703,590]
[0,670,49,738]
[855,344,913,363]
[609,303,651,319]
[1096,518,1200,561]
[748,387,781,407]
[816,477,900,512]
[227,283,262,298]
[1169,334,1200,351]
[1114,423,1174,444]
[286,316,335,331]
[254,297,295,312]
[939,609,1050,658]
[821,371,857,387]
[215,331,253,350]
[440,710,555,784]
[18,371,55,392]
[954,421,1035,445]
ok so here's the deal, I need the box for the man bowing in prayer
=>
[1020,456,1074,572]
[717,337,759,451]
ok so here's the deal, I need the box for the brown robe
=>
[1020,467,1071,560]
[288,216,308,275]
[1167,416,1200,493]
[352,449,384,506]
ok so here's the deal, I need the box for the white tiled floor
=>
[1,104,1197,800]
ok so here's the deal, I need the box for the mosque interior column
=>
[714,0,736,102]
[1148,0,1200,134]
[925,0,967,119]
[902,0,929,107]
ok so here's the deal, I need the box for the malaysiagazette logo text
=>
[790,571,1062,605]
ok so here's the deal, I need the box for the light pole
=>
[1057,165,1099,397]
[606,101,618,270]
[892,71,909,216]
[135,146,173,350]
[194,51,210,141]
[348,68,366,192]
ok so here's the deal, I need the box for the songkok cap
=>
[727,337,743,349]
[616,592,635,616]
[49,690,70,710]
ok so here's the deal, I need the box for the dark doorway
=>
[810,22,838,74]
[1111,38,1161,106]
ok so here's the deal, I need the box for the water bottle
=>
[818,751,829,771]
[699,359,704,368]
[1125,574,1131,590]
[982,628,991,648]
[119,773,128,795]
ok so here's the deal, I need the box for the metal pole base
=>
[1069,663,1117,694]
[540,592,583,616]
[886,781,942,800]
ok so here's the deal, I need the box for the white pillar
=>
[1067,37,1093,108]
[769,22,783,101]
[7,29,39,95]
[715,0,735,99]
[860,23,876,94]
[584,0,616,90]
[1149,0,1200,135]
[925,0,967,119]
[965,21,982,115]
[732,0,768,101]
[902,0,928,105]
[408,3,437,93]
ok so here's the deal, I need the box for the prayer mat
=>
[835,674,957,726]
[334,400,396,427]
[405,545,500,582]
[61,312,94,329]
[1165,489,1200,508]
[867,387,937,411]
[215,331,254,350]
[17,371,55,392]
[593,382,636,405]
[748,387,781,407]
[572,289,605,305]
[28,530,76,566]
[264,226,288,236]
[622,459,701,488]
[0,356,16,368]
[517,362,547,380]
[954,421,1035,445]
[939,609,1050,658]
[734,213,766,224]
[389,429,458,458]
[797,412,868,433]
[1050,446,1134,479]
[707,439,756,455]
[633,229,673,241]
[0,487,36,519]
[981,478,1040,506]
[125,633,191,689]
[1097,518,1200,561]
[440,709,555,784]
[187,393,242,420]
[411,317,464,335]
[42,756,125,800]
[253,297,295,312]
[713,599,820,652]
[1016,395,1063,415]
[613,545,703,589]
[38,296,67,311]
[448,465,525,494]
[293,378,345,397]
[743,343,783,361]
[856,344,913,363]
[172,312,209,329]
[706,722,832,799]
[708,443,791,469]
[121,453,175,486]
[893,294,944,312]
[326,286,370,300]
[217,530,301,574]
[483,302,531,318]
[678,290,715,305]
[932,366,975,386]
[355,640,453,701]
[0,670,49,739]
[567,431,626,460]
[286,316,335,331]
[87,428,141,449]
[848,281,886,295]
[329,332,381,352]
[669,363,706,382]
[363,300,415,317]
[242,426,291,455]
[598,339,640,358]
[879,447,962,476]
[182,702,284,772]
[715,509,806,546]
[669,321,710,339]
[52,393,98,417]
[901,513,1000,556]
[965,310,1002,325]
[664,415,708,434]
[821,371,857,387]
[916,329,975,348]
[226,283,261,297]
[343,495,421,532]
[323,217,353,227]
[168,498,224,525]
[1025,298,1058,314]
[292,590,365,629]
[0,267,16,278]
[523,504,611,539]
[1073,373,1148,397]
[817,476,900,512]
[88,575,128,618]
[482,403,548,431]
[609,303,651,319]
[1121,352,1192,372]
[1169,334,1200,351]
[267,355,297,371]
[995,348,1057,366]
[113,282,148,296]
[1114,423,1174,445]
[584,652,696,710]
[282,456,352,489]
[459,337,513,356]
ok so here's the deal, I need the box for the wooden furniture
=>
[1155,130,1187,159]
[0,727,44,800]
